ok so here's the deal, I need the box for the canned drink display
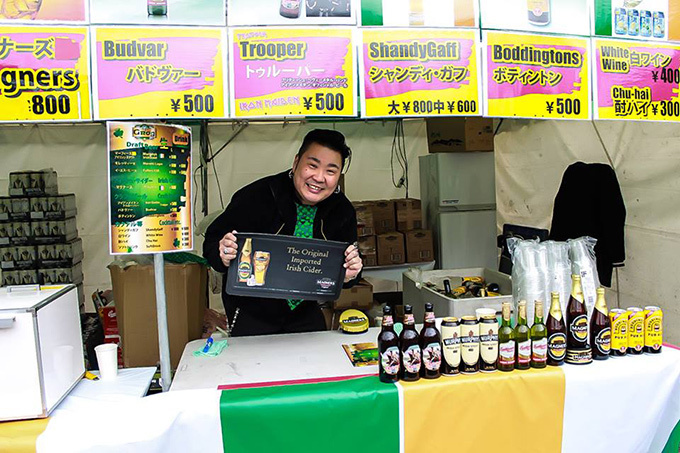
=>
[610,308,628,357]
[644,306,663,354]
[627,307,644,355]
[479,315,498,372]
[628,9,640,36]
[441,318,461,376]
[615,8,627,35]
[460,316,480,374]
[640,10,652,37]
[654,12,665,38]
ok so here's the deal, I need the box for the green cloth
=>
[287,203,317,310]
[219,376,399,453]
[662,419,680,453]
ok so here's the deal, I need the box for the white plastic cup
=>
[476,307,496,320]
[95,343,119,380]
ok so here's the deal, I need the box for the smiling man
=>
[203,129,363,336]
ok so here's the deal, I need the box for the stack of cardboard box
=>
[352,198,434,267]
[0,170,84,308]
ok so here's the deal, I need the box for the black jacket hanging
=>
[549,162,626,287]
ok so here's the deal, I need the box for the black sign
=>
[225,233,348,301]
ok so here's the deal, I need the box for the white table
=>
[171,329,380,391]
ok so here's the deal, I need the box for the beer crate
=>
[0,221,32,246]
[32,218,78,244]
[37,238,84,269]
[404,229,434,263]
[0,197,30,221]
[1,269,39,286]
[8,170,58,197]
[403,267,512,322]
[38,262,83,286]
[29,194,77,221]
[0,245,37,270]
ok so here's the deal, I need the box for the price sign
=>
[483,31,591,120]
[594,38,680,121]
[360,28,480,118]
[0,26,91,122]
[229,27,356,118]
[93,27,227,120]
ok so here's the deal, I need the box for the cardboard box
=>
[0,245,37,270]
[377,232,405,265]
[38,262,83,285]
[1,269,39,286]
[372,200,396,235]
[405,229,434,263]
[333,278,373,310]
[357,235,377,267]
[32,218,78,245]
[9,170,58,197]
[426,117,494,153]
[0,197,29,221]
[353,202,375,237]
[395,198,423,231]
[37,238,83,268]
[30,194,77,220]
[109,262,207,368]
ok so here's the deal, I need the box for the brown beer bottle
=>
[399,305,421,382]
[567,275,589,349]
[378,305,400,383]
[419,303,442,379]
[547,292,567,366]
[590,288,611,360]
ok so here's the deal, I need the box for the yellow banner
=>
[361,28,480,117]
[0,417,50,453]
[93,27,227,120]
[0,26,91,121]
[400,367,566,453]
[230,27,355,118]
[594,38,680,121]
[484,31,591,120]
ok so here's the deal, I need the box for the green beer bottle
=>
[530,300,547,368]
[498,302,515,372]
[514,301,531,370]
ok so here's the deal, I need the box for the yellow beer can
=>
[626,307,644,355]
[644,306,663,354]
[609,308,628,357]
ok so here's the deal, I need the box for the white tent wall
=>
[0,120,428,312]
[496,119,680,344]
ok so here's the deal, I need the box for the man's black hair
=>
[296,129,352,172]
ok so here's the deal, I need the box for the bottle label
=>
[528,0,549,15]
[282,0,299,8]
[480,333,498,364]
[629,316,644,350]
[423,342,442,371]
[548,332,567,360]
[382,315,394,327]
[402,344,421,373]
[443,336,461,367]
[499,341,515,366]
[611,315,628,353]
[461,336,479,366]
[404,314,415,325]
[517,340,531,365]
[644,312,663,349]
[425,311,435,323]
[237,261,251,281]
[595,328,611,354]
[570,314,588,342]
[380,346,400,376]
[532,338,548,362]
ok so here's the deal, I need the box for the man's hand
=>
[219,231,238,267]
[343,242,362,283]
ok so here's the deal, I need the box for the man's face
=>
[292,143,342,206]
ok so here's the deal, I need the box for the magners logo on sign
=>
[548,332,567,360]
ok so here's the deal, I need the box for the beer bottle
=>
[547,292,567,366]
[378,305,400,383]
[527,0,550,26]
[530,300,547,368]
[567,275,588,349]
[590,288,611,360]
[400,305,421,381]
[237,238,252,283]
[419,303,442,379]
[514,301,531,370]
[498,302,515,372]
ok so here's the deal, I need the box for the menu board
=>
[107,122,192,254]
[93,27,227,119]
[483,31,591,120]
[0,26,91,122]
[226,233,347,301]
[594,38,680,121]
[229,27,356,118]
[360,28,480,117]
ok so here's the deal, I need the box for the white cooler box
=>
[403,267,512,321]
[0,284,84,421]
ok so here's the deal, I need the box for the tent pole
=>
[153,253,172,392]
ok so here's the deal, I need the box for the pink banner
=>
[363,38,474,100]
[486,43,587,99]
[96,36,219,101]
